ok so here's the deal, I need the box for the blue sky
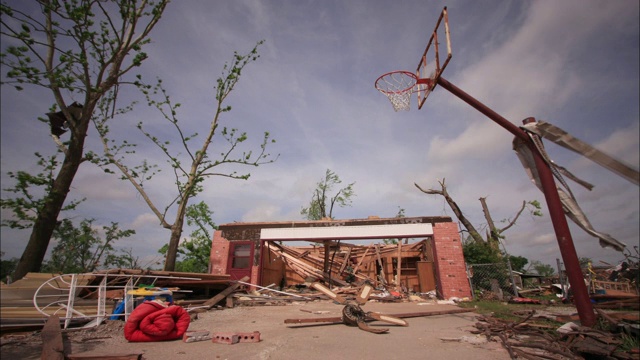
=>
[1,0,638,271]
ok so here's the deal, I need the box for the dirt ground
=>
[1,300,511,360]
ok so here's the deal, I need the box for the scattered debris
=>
[285,306,474,327]
[509,297,542,305]
[470,309,640,359]
[440,335,488,345]
[202,276,250,309]
[300,282,408,334]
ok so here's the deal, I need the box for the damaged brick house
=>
[209,216,471,299]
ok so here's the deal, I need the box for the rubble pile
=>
[471,309,639,360]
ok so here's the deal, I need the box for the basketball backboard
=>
[416,7,452,109]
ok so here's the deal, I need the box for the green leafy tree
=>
[0,252,18,283]
[508,255,529,273]
[42,219,135,273]
[300,169,355,220]
[462,236,503,264]
[1,0,169,280]
[301,169,355,273]
[105,248,145,270]
[1,152,84,230]
[531,260,556,277]
[1,152,84,279]
[158,202,216,273]
[93,42,277,271]
[579,257,593,269]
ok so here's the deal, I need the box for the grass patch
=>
[619,332,640,352]
[457,299,568,323]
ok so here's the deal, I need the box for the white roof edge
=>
[260,223,433,241]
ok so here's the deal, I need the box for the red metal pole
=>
[436,76,596,326]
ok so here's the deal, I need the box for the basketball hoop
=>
[375,71,436,111]
[375,71,417,111]
[375,7,450,111]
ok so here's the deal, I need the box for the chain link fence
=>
[468,262,518,300]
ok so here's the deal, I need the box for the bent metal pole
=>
[435,76,597,327]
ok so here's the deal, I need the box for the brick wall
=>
[432,222,472,299]
[210,230,230,275]
[210,231,260,285]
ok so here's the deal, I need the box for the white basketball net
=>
[375,71,417,111]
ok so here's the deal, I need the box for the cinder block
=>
[183,330,211,343]
[212,332,239,344]
[236,331,261,343]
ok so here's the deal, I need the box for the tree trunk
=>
[414,180,484,243]
[163,197,189,271]
[479,197,500,249]
[13,120,90,280]
[163,225,182,271]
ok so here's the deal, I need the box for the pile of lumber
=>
[268,241,427,289]
[593,294,640,311]
[0,270,232,334]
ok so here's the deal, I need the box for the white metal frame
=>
[33,273,200,329]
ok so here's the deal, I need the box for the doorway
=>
[227,241,254,281]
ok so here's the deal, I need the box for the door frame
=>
[226,241,254,281]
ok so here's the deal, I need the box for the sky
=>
[1,0,638,272]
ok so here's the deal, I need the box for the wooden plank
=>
[66,353,142,360]
[416,261,436,292]
[41,315,64,360]
[375,244,386,286]
[284,308,474,324]
[203,276,249,308]
[396,242,402,287]
[284,316,343,324]
[595,309,620,331]
[277,249,347,286]
[352,244,372,274]
[256,283,276,293]
[338,247,352,274]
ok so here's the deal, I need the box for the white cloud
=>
[131,213,162,229]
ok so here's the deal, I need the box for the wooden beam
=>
[353,244,372,274]
[66,353,142,360]
[203,276,249,309]
[338,247,352,274]
[396,241,402,287]
[284,308,474,324]
[323,241,330,274]
[375,244,386,286]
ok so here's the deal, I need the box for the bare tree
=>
[415,179,540,248]
[93,42,278,271]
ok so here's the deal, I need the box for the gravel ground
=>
[1,300,513,360]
